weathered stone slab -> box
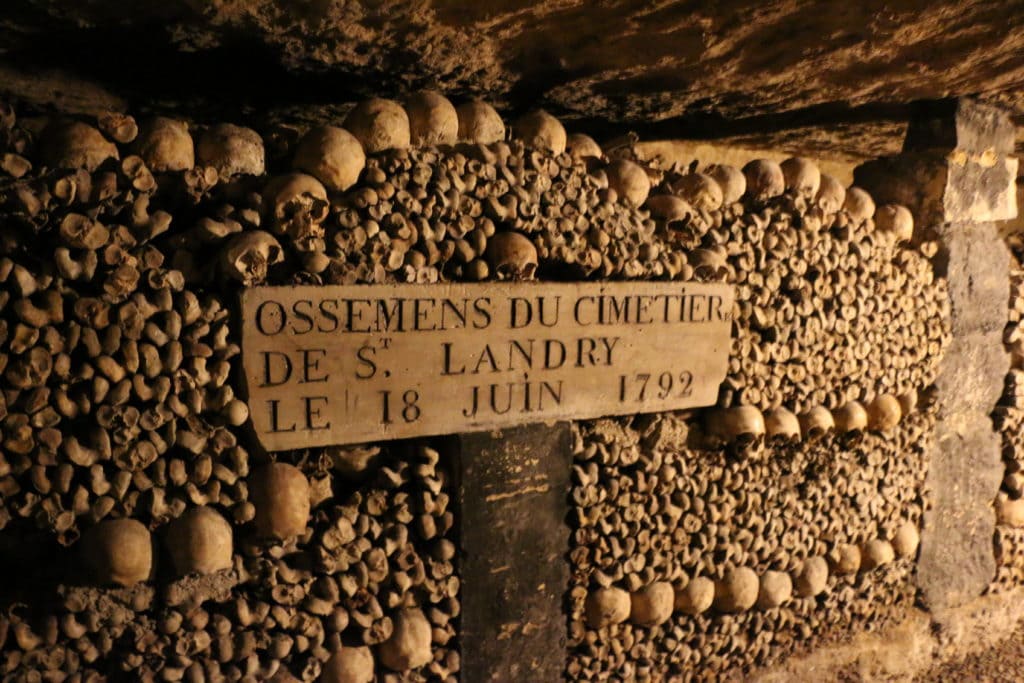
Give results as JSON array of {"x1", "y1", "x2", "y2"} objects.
[
  {"x1": 239, "y1": 282, "x2": 734, "y2": 450},
  {"x1": 854, "y1": 152, "x2": 1017, "y2": 228},
  {"x1": 904, "y1": 99, "x2": 1017, "y2": 156},
  {"x1": 938, "y1": 222, "x2": 1011, "y2": 337},
  {"x1": 936, "y1": 332, "x2": 1011, "y2": 415},
  {"x1": 457, "y1": 423, "x2": 571, "y2": 682},
  {"x1": 918, "y1": 412, "x2": 1003, "y2": 610}
]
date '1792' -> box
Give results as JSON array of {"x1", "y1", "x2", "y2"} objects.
[{"x1": 240, "y1": 281, "x2": 734, "y2": 451}]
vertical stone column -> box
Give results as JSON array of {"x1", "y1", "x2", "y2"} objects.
[
  {"x1": 456, "y1": 423, "x2": 571, "y2": 681},
  {"x1": 855, "y1": 99, "x2": 1017, "y2": 610}
]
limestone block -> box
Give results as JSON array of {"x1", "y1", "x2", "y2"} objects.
[
  {"x1": 938, "y1": 221, "x2": 1010, "y2": 337},
  {"x1": 918, "y1": 413, "x2": 1003, "y2": 610},
  {"x1": 854, "y1": 152, "x2": 1017, "y2": 228},
  {"x1": 935, "y1": 332, "x2": 1009, "y2": 416},
  {"x1": 903, "y1": 99, "x2": 1017, "y2": 156}
]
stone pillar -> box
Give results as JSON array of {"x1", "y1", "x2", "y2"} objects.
[
  {"x1": 855, "y1": 98, "x2": 1017, "y2": 611},
  {"x1": 456, "y1": 423, "x2": 571, "y2": 681}
]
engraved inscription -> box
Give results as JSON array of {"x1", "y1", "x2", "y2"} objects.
[{"x1": 240, "y1": 282, "x2": 734, "y2": 450}]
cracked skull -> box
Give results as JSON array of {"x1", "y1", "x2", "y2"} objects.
[{"x1": 221, "y1": 230, "x2": 284, "y2": 286}]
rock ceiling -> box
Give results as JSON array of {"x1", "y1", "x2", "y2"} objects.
[{"x1": 2, "y1": 0, "x2": 1024, "y2": 164}]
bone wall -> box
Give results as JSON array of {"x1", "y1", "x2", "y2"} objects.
[
  {"x1": 0, "y1": 89, "x2": 973, "y2": 683},
  {"x1": 991, "y1": 236, "x2": 1024, "y2": 593},
  {"x1": 566, "y1": 150, "x2": 946, "y2": 680}
]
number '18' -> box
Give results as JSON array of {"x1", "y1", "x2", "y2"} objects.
[{"x1": 379, "y1": 389, "x2": 422, "y2": 424}]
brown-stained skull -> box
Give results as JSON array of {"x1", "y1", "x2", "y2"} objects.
[
  {"x1": 221, "y1": 230, "x2": 284, "y2": 286},
  {"x1": 263, "y1": 173, "x2": 329, "y2": 244},
  {"x1": 484, "y1": 231, "x2": 538, "y2": 280}
]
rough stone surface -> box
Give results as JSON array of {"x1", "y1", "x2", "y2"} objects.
[
  {"x1": 458, "y1": 424, "x2": 571, "y2": 682},
  {"x1": 941, "y1": 155, "x2": 1019, "y2": 223},
  {"x1": 916, "y1": 217, "x2": 1009, "y2": 610},
  {"x1": 2, "y1": 3, "x2": 1024, "y2": 162},
  {"x1": 919, "y1": 218, "x2": 1009, "y2": 610},
  {"x1": 919, "y1": 415, "x2": 1004, "y2": 611},
  {"x1": 938, "y1": 222, "x2": 1013, "y2": 337},
  {"x1": 905, "y1": 100, "x2": 1018, "y2": 155}
]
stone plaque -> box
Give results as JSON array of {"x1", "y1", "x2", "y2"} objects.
[{"x1": 240, "y1": 281, "x2": 734, "y2": 451}]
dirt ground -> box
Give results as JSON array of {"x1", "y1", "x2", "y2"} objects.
[{"x1": 915, "y1": 624, "x2": 1024, "y2": 683}]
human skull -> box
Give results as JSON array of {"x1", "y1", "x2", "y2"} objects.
[
  {"x1": 866, "y1": 393, "x2": 902, "y2": 431},
  {"x1": 674, "y1": 576, "x2": 714, "y2": 615},
  {"x1": 874, "y1": 204, "x2": 914, "y2": 242},
  {"x1": 81, "y1": 518, "x2": 153, "y2": 587},
  {"x1": 263, "y1": 173, "x2": 329, "y2": 243},
  {"x1": 321, "y1": 646, "x2": 374, "y2": 683},
  {"x1": 672, "y1": 172, "x2": 723, "y2": 211},
  {"x1": 860, "y1": 539, "x2": 895, "y2": 570},
  {"x1": 843, "y1": 186, "x2": 876, "y2": 225},
  {"x1": 405, "y1": 90, "x2": 458, "y2": 146},
  {"x1": 764, "y1": 407, "x2": 801, "y2": 442},
  {"x1": 719, "y1": 406, "x2": 765, "y2": 445},
  {"x1": 39, "y1": 120, "x2": 119, "y2": 171},
  {"x1": 135, "y1": 117, "x2": 194, "y2": 172},
  {"x1": 378, "y1": 608, "x2": 432, "y2": 671},
  {"x1": 756, "y1": 570, "x2": 793, "y2": 609},
  {"x1": 251, "y1": 462, "x2": 311, "y2": 541},
  {"x1": 832, "y1": 400, "x2": 868, "y2": 434},
  {"x1": 794, "y1": 556, "x2": 828, "y2": 597},
  {"x1": 628, "y1": 582, "x2": 674, "y2": 626},
  {"x1": 897, "y1": 390, "x2": 919, "y2": 416},
  {"x1": 742, "y1": 159, "x2": 785, "y2": 201},
  {"x1": 164, "y1": 506, "x2": 233, "y2": 577},
  {"x1": 713, "y1": 567, "x2": 759, "y2": 613},
  {"x1": 690, "y1": 246, "x2": 729, "y2": 281},
  {"x1": 513, "y1": 110, "x2": 566, "y2": 154},
  {"x1": 828, "y1": 543, "x2": 861, "y2": 575},
  {"x1": 566, "y1": 133, "x2": 603, "y2": 160},
  {"x1": 484, "y1": 231, "x2": 538, "y2": 280},
  {"x1": 798, "y1": 405, "x2": 834, "y2": 439},
  {"x1": 645, "y1": 194, "x2": 694, "y2": 224},
  {"x1": 343, "y1": 98, "x2": 411, "y2": 153},
  {"x1": 456, "y1": 99, "x2": 505, "y2": 144},
  {"x1": 585, "y1": 586, "x2": 631, "y2": 628},
  {"x1": 891, "y1": 522, "x2": 920, "y2": 558},
  {"x1": 197, "y1": 123, "x2": 265, "y2": 177},
  {"x1": 605, "y1": 159, "x2": 651, "y2": 207},
  {"x1": 815, "y1": 174, "x2": 846, "y2": 214},
  {"x1": 221, "y1": 231, "x2": 283, "y2": 286},
  {"x1": 780, "y1": 156, "x2": 822, "y2": 198},
  {"x1": 705, "y1": 164, "x2": 746, "y2": 206},
  {"x1": 293, "y1": 126, "x2": 366, "y2": 192}
]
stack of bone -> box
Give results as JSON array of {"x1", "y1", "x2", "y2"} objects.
[
  {"x1": 0, "y1": 88, "x2": 949, "y2": 682},
  {"x1": 625, "y1": 152, "x2": 949, "y2": 414},
  {"x1": 567, "y1": 408, "x2": 930, "y2": 681},
  {"x1": 991, "y1": 237, "x2": 1024, "y2": 591},
  {"x1": 0, "y1": 91, "x2": 721, "y2": 682},
  {"x1": 0, "y1": 113, "x2": 250, "y2": 542},
  {"x1": 565, "y1": 153, "x2": 946, "y2": 679},
  {"x1": 0, "y1": 97, "x2": 480, "y2": 681}
]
